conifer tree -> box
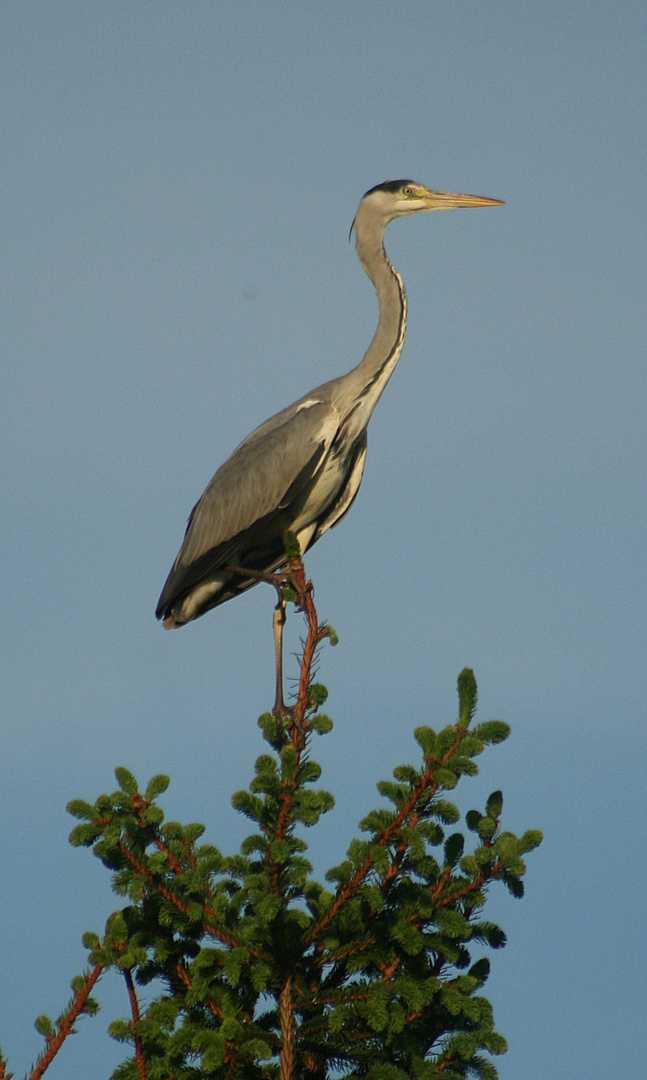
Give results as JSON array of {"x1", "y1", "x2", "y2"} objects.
[{"x1": 3, "y1": 561, "x2": 541, "y2": 1080}]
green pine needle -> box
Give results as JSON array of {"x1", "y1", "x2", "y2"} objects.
[{"x1": 58, "y1": 666, "x2": 541, "y2": 1080}]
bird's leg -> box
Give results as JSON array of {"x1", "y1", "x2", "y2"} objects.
[
  {"x1": 268, "y1": 564, "x2": 310, "y2": 742},
  {"x1": 272, "y1": 596, "x2": 290, "y2": 734},
  {"x1": 224, "y1": 564, "x2": 293, "y2": 731},
  {"x1": 224, "y1": 564, "x2": 288, "y2": 591},
  {"x1": 224, "y1": 560, "x2": 308, "y2": 742}
]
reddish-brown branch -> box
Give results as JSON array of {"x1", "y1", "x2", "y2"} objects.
[
  {"x1": 288, "y1": 560, "x2": 321, "y2": 730},
  {"x1": 130, "y1": 793, "x2": 197, "y2": 876},
  {"x1": 266, "y1": 558, "x2": 327, "y2": 900},
  {"x1": 379, "y1": 809, "x2": 420, "y2": 895},
  {"x1": 276, "y1": 774, "x2": 299, "y2": 844},
  {"x1": 123, "y1": 969, "x2": 147, "y2": 1080},
  {"x1": 306, "y1": 719, "x2": 504, "y2": 958},
  {"x1": 326, "y1": 850, "x2": 506, "y2": 993},
  {"x1": 430, "y1": 852, "x2": 504, "y2": 909},
  {"x1": 316, "y1": 846, "x2": 504, "y2": 982},
  {"x1": 436, "y1": 1049, "x2": 467, "y2": 1074},
  {"x1": 429, "y1": 865, "x2": 452, "y2": 903},
  {"x1": 378, "y1": 954, "x2": 402, "y2": 982},
  {"x1": 305, "y1": 728, "x2": 465, "y2": 946},
  {"x1": 116, "y1": 839, "x2": 268, "y2": 961},
  {"x1": 93, "y1": 803, "x2": 194, "y2": 881},
  {"x1": 174, "y1": 962, "x2": 225, "y2": 1021},
  {"x1": 175, "y1": 963, "x2": 254, "y2": 1072},
  {"x1": 28, "y1": 964, "x2": 102, "y2": 1080},
  {"x1": 298, "y1": 985, "x2": 371, "y2": 1008}
]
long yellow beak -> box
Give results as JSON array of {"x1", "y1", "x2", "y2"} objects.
[{"x1": 421, "y1": 189, "x2": 504, "y2": 210}]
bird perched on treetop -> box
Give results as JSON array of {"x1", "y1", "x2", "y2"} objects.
[{"x1": 156, "y1": 179, "x2": 502, "y2": 629}]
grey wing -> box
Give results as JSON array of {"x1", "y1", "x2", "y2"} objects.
[{"x1": 156, "y1": 400, "x2": 340, "y2": 618}]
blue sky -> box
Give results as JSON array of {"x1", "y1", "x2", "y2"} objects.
[{"x1": 2, "y1": 3, "x2": 646, "y2": 1076}]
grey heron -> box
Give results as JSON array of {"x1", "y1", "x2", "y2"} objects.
[{"x1": 156, "y1": 180, "x2": 502, "y2": 630}]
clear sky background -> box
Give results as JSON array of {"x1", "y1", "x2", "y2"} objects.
[{"x1": 2, "y1": 3, "x2": 646, "y2": 1077}]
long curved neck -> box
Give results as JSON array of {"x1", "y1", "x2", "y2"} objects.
[{"x1": 347, "y1": 213, "x2": 408, "y2": 413}]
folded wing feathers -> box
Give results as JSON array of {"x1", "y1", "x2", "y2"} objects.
[{"x1": 170, "y1": 401, "x2": 340, "y2": 570}]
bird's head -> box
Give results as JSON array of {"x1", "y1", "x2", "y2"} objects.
[{"x1": 351, "y1": 179, "x2": 503, "y2": 236}]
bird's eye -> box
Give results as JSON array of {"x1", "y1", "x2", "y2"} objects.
[{"x1": 402, "y1": 186, "x2": 414, "y2": 197}]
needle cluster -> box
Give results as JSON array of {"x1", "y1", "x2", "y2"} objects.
[{"x1": 4, "y1": 582, "x2": 541, "y2": 1080}]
